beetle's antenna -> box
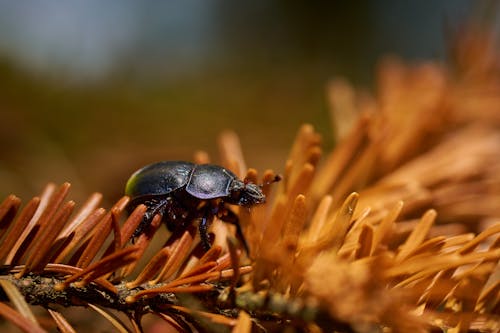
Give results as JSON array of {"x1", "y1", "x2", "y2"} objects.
[
  {"x1": 242, "y1": 174, "x2": 280, "y2": 192},
  {"x1": 259, "y1": 175, "x2": 282, "y2": 188}
]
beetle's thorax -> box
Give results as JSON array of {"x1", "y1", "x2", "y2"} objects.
[{"x1": 227, "y1": 179, "x2": 265, "y2": 206}]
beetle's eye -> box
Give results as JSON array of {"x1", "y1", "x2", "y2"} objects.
[{"x1": 231, "y1": 189, "x2": 242, "y2": 201}]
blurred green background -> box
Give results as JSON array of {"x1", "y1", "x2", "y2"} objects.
[{"x1": 0, "y1": 1, "x2": 478, "y2": 204}]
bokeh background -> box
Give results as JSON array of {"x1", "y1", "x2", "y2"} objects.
[{"x1": 0, "y1": 1, "x2": 482, "y2": 205}]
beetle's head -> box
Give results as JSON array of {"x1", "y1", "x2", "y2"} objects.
[{"x1": 228, "y1": 180, "x2": 265, "y2": 207}]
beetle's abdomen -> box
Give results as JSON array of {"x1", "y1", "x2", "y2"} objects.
[
  {"x1": 125, "y1": 161, "x2": 194, "y2": 198},
  {"x1": 186, "y1": 164, "x2": 235, "y2": 199}
]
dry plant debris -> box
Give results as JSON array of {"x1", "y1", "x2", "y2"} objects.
[{"x1": 0, "y1": 25, "x2": 499, "y2": 332}]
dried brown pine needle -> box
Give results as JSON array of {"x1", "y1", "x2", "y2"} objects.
[
  {"x1": 0, "y1": 302, "x2": 46, "y2": 333},
  {"x1": 126, "y1": 246, "x2": 170, "y2": 289},
  {"x1": 120, "y1": 213, "x2": 163, "y2": 277},
  {"x1": 47, "y1": 308, "x2": 77, "y2": 333},
  {"x1": 218, "y1": 130, "x2": 248, "y2": 178},
  {"x1": 0, "y1": 196, "x2": 40, "y2": 263},
  {"x1": 75, "y1": 196, "x2": 129, "y2": 268},
  {"x1": 66, "y1": 246, "x2": 140, "y2": 289},
  {"x1": 86, "y1": 303, "x2": 132, "y2": 333},
  {"x1": 0, "y1": 279, "x2": 38, "y2": 326},
  {"x1": 0, "y1": 194, "x2": 21, "y2": 229},
  {"x1": 152, "y1": 228, "x2": 196, "y2": 284}
]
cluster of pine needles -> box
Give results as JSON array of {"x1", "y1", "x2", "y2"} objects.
[{"x1": 1, "y1": 25, "x2": 499, "y2": 332}]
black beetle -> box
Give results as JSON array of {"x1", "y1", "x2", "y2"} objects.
[{"x1": 125, "y1": 161, "x2": 270, "y2": 253}]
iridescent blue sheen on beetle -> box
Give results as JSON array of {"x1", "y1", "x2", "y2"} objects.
[{"x1": 125, "y1": 161, "x2": 267, "y2": 253}]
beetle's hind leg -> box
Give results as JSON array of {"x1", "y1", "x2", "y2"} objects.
[{"x1": 198, "y1": 213, "x2": 214, "y2": 251}]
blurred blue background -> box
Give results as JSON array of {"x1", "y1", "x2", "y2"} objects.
[
  {"x1": 0, "y1": 1, "x2": 483, "y2": 202},
  {"x1": 0, "y1": 1, "x2": 474, "y2": 79}
]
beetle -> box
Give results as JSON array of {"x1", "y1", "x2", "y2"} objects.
[{"x1": 125, "y1": 161, "x2": 273, "y2": 253}]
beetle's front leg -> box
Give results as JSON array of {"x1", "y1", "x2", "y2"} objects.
[{"x1": 218, "y1": 208, "x2": 250, "y2": 255}]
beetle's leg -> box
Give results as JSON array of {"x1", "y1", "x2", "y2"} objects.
[
  {"x1": 199, "y1": 212, "x2": 214, "y2": 251},
  {"x1": 133, "y1": 199, "x2": 167, "y2": 237},
  {"x1": 218, "y1": 208, "x2": 250, "y2": 255}
]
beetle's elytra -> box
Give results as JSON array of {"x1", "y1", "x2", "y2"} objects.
[{"x1": 125, "y1": 161, "x2": 271, "y2": 253}]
